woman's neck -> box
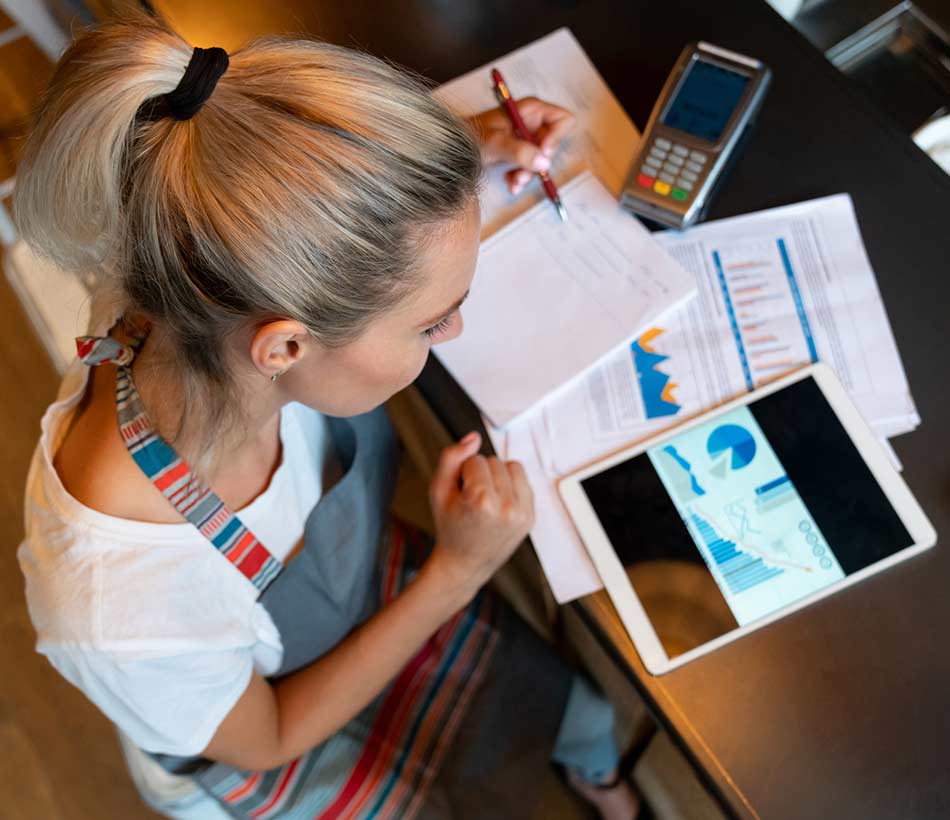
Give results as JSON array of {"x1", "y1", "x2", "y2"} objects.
[{"x1": 130, "y1": 326, "x2": 284, "y2": 481}]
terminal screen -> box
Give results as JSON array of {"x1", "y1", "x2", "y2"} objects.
[
  {"x1": 580, "y1": 377, "x2": 912, "y2": 659},
  {"x1": 662, "y1": 59, "x2": 749, "y2": 143}
]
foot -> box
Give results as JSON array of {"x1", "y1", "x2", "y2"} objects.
[{"x1": 566, "y1": 767, "x2": 641, "y2": 820}]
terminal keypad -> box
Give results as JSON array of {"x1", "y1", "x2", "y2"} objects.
[{"x1": 636, "y1": 137, "x2": 707, "y2": 203}]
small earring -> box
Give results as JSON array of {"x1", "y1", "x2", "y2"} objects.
[{"x1": 271, "y1": 368, "x2": 287, "y2": 383}]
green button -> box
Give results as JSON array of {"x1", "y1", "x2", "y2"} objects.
[{"x1": 671, "y1": 188, "x2": 689, "y2": 201}]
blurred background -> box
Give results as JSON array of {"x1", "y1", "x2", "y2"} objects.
[{"x1": 1, "y1": 1, "x2": 948, "y2": 818}]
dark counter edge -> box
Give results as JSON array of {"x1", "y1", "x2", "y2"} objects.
[
  {"x1": 414, "y1": 356, "x2": 744, "y2": 819},
  {"x1": 409, "y1": 10, "x2": 950, "y2": 813}
]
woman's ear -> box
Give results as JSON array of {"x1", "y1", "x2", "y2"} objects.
[{"x1": 249, "y1": 320, "x2": 312, "y2": 380}]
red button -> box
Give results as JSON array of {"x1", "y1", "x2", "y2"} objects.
[{"x1": 637, "y1": 173, "x2": 655, "y2": 189}]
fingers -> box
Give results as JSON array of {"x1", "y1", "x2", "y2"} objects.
[
  {"x1": 472, "y1": 98, "x2": 575, "y2": 170},
  {"x1": 431, "y1": 433, "x2": 530, "y2": 531},
  {"x1": 480, "y1": 98, "x2": 576, "y2": 194},
  {"x1": 487, "y1": 456, "x2": 513, "y2": 499},
  {"x1": 512, "y1": 97, "x2": 575, "y2": 156},
  {"x1": 505, "y1": 168, "x2": 532, "y2": 195},
  {"x1": 430, "y1": 432, "x2": 482, "y2": 508},
  {"x1": 461, "y1": 454, "x2": 494, "y2": 500},
  {"x1": 534, "y1": 122, "x2": 569, "y2": 158},
  {"x1": 458, "y1": 455, "x2": 518, "y2": 508},
  {"x1": 514, "y1": 96, "x2": 574, "y2": 123},
  {"x1": 507, "y1": 460, "x2": 531, "y2": 503},
  {"x1": 534, "y1": 121, "x2": 575, "y2": 159},
  {"x1": 507, "y1": 460, "x2": 535, "y2": 525},
  {"x1": 485, "y1": 131, "x2": 551, "y2": 174}
]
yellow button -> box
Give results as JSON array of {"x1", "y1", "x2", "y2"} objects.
[{"x1": 653, "y1": 180, "x2": 671, "y2": 196}]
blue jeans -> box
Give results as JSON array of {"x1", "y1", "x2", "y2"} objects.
[{"x1": 552, "y1": 675, "x2": 621, "y2": 784}]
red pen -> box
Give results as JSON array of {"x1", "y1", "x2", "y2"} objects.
[{"x1": 491, "y1": 68, "x2": 568, "y2": 222}]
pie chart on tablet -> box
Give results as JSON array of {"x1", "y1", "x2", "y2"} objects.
[{"x1": 707, "y1": 424, "x2": 756, "y2": 470}]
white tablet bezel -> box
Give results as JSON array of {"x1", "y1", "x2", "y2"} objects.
[{"x1": 558, "y1": 363, "x2": 937, "y2": 675}]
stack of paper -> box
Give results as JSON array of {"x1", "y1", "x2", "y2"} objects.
[
  {"x1": 434, "y1": 27, "x2": 641, "y2": 237},
  {"x1": 544, "y1": 194, "x2": 919, "y2": 460},
  {"x1": 435, "y1": 29, "x2": 921, "y2": 606},
  {"x1": 488, "y1": 194, "x2": 921, "y2": 602},
  {"x1": 434, "y1": 172, "x2": 695, "y2": 428},
  {"x1": 434, "y1": 28, "x2": 695, "y2": 428}
]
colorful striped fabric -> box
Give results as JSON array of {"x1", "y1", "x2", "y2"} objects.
[
  {"x1": 114, "y1": 365, "x2": 283, "y2": 595},
  {"x1": 76, "y1": 334, "x2": 137, "y2": 366},
  {"x1": 206, "y1": 519, "x2": 500, "y2": 820},
  {"x1": 96, "y1": 339, "x2": 497, "y2": 818}
]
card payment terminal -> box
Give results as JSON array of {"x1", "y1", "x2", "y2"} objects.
[{"x1": 621, "y1": 42, "x2": 771, "y2": 229}]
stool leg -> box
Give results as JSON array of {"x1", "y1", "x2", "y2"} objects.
[{"x1": 0, "y1": 0, "x2": 68, "y2": 59}]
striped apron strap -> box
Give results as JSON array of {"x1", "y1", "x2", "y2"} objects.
[{"x1": 115, "y1": 364, "x2": 283, "y2": 595}]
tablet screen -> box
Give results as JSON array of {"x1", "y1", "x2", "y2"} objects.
[{"x1": 580, "y1": 376, "x2": 912, "y2": 659}]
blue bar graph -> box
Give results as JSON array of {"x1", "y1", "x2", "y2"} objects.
[
  {"x1": 777, "y1": 239, "x2": 818, "y2": 363},
  {"x1": 755, "y1": 475, "x2": 790, "y2": 496},
  {"x1": 754, "y1": 475, "x2": 794, "y2": 513},
  {"x1": 689, "y1": 511, "x2": 784, "y2": 595}
]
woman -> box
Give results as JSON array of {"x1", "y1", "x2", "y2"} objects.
[{"x1": 17, "y1": 15, "x2": 640, "y2": 820}]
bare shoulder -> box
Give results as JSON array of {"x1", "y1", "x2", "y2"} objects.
[{"x1": 53, "y1": 367, "x2": 182, "y2": 525}]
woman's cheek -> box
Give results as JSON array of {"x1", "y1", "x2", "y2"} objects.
[{"x1": 389, "y1": 343, "x2": 429, "y2": 394}]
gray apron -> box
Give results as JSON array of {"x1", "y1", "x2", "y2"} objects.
[
  {"x1": 72, "y1": 324, "x2": 608, "y2": 819},
  {"x1": 132, "y1": 402, "x2": 585, "y2": 819}
]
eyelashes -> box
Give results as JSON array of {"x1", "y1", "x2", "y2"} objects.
[{"x1": 423, "y1": 312, "x2": 456, "y2": 339}]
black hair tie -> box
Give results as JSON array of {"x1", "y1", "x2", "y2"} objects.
[{"x1": 151, "y1": 46, "x2": 229, "y2": 122}]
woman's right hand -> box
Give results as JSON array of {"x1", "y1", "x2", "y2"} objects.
[
  {"x1": 425, "y1": 432, "x2": 535, "y2": 604},
  {"x1": 206, "y1": 431, "x2": 533, "y2": 771}
]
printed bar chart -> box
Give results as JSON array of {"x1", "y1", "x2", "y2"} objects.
[{"x1": 712, "y1": 238, "x2": 819, "y2": 388}]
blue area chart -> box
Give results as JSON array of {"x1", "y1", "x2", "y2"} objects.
[
  {"x1": 707, "y1": 424, "x2": 756, "y2": 469},
  {"x1": 632, "y1": 330, "x2": 680, "y2": 418},
  {"x1": 689, "y1": 511, "x2": 784, "y2": 594}
]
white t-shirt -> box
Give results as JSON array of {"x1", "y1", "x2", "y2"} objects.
[{"x1": 18, "y1": 359, "x2": 332, "y2": 756}]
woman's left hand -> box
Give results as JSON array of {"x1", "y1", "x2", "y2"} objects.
[{"x1": 469, "y1": 97, "x2": 575, "y2": 195}]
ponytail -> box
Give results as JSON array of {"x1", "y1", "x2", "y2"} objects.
[
  {"x1": 15, "y1": 16, "x2": 191, "y2": 273},
  {"x1": 14, "y1": 14, "x2": 481, "y2": 465}
]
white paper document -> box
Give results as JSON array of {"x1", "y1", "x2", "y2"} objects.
[
  {"x1": 435, "y1": 172, "x2": 696, "y2": 429},
  {"x1": 434, "y1": 28, "x2": 640, "y2": 238},
  {"x1": 501, "y1": 194, "x2": 920, "y2": 603},
  {"x1": 486, "y1": 411, "x2": 604, "y2": 602}
]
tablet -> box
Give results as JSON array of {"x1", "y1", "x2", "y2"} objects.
[{"x1": 558, "y1": 364, "x2": 936, "y2": 674}]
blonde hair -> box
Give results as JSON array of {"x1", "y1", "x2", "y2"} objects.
[{"x1": 15, "y1": 15, "x2": 481, "y2": 461}]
